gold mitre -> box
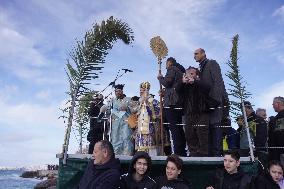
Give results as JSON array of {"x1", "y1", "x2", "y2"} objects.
[{"x1": 140, "y1": 81, "x2": 151, "y2": 90}]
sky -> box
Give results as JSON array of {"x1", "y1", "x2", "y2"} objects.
[{"x1": 1, "y1": 0, "x2": 284, "y2": 167}]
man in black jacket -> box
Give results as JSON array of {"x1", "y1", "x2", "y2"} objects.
[
  {"x1": 157, "y1": 57, "x2": 186, "y2": 156},
  {"x1": 269, "y1": 96, "x2": 284, "y2": 161},
  {"x1": 205, "y1": 150, "x2": 252, "y2": 189},
  {"x1": 87, "y1": 94, "x2": 105, "y2": 154},
  {"x1": 194, "y1": 48, "x2": 226, "y2": 156},
  {"x1": 120, "y1": 151, "x2": 156, "y2": 189},
  {"x1": 240, "y1": 101, "x2": 267, "y2": 156},
  {"x1": 75, "y1": 140, "x2": 121, "y2": 189}
]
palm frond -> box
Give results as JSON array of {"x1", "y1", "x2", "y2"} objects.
[{"x1": 61, "y1": 17, "x2": 134, "y2": 157}]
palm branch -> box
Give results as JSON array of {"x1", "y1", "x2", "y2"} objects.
[{"x1": 62, "y1": 16, "x2": 134, "y2": 163}]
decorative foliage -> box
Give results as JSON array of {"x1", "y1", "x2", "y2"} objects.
[
  {"x1": 62, "y1": 16, "x2": 134, "y2": 156},
  {"x1": 67, "y1": 16, "x2": 134, "y2": 98},
  {"x1": 150, "y1": 36, "x2": 168, "y2": 63},
  {"x1": 73, "y1": 92, "x2": 97, "y2": 138},
  {"x1": 226, "y1": 34, "x2": 255, "y2": 161},
  {"x1": 225, "y1": 34, "x2": 251, "y2": 119}
]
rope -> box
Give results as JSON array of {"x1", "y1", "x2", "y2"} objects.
[
  {"x1": 88, "y1": 117, "x2": 284, "y2": 150},
  {"x1": 256, "y1": 146, "x2": 284, "y2": 149},
  {"x1": 90, "y1": 116, "x2": 233, "y2": 127},
  {"x1": 163, "y1": 106, "x2": 226, "y2": 110}
]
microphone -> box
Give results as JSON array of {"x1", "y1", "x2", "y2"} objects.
[
  {"x1": 108, "y1": 81, "x2": 115, "y2": 87},
  {"x1": 122, "y1": 69, "x2": 133, "y2": 73}
]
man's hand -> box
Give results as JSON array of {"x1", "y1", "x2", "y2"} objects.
[
  {"x1": 120, "y1": 103, "x2": 128, "y2": 111},
  {"x1": 158, "y1": 89, "x2": 164, "y2": 97},
  {"x1": 206, "y1": 186, "x2": 214, "y2": 189},
  {"x1": 157, "y1": 73, "x2": 163, "y2": 79},
  {"x1": 188, "y1": 77, "x2": 194, "y2": 84},
  {"x1": 182, "y1": 73, "x2": 189, "y2": 83}
]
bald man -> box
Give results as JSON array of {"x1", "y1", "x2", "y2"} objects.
[{"x1": 194, "y1": 48, "x2": 226, "y2": 156}]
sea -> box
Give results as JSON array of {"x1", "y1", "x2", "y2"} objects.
[{"x1": 0, "y1": 169, "x2": 41, "y2": 189}]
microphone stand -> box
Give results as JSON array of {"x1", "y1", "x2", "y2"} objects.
[
  {"x1": 78, "y1": 69, "x2": 131, "y2": 107},
  {"x1": 89, "y1": 69, "x2": 132, "y2": 143}
]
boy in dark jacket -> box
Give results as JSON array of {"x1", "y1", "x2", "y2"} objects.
[
  {"x1": 120, "y1": 151, "x2": 156, "y2": 189},
  {"x1": 205, "y1": 150, "x2": 252, "y2": 189},
  {"x1": 155, "y1": 154, "x2": 192, "y2": 189}
]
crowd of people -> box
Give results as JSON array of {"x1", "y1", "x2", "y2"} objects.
[
  {"x1": 83, "y1": 48, "x2": 284, "y2": 188},
  {"x1": 75, "y1": 140, "x2": 284, "y2": 189},
  {"x1": 87, "y1": 48, "x2": 284, "y2": 161},
  {"x1": 47, "y1": 164, "x2": 59, "y2": 170}
]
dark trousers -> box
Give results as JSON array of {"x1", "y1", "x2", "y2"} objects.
[
  {"x1": 88, "y1": 143, "x2": 95, "y2": 154},
  {"x1": 185, "y1": 114, "x2": 209, "y2": 156},
  {"x1": 87, "y1": 126, "x2": 104, "y2": 154},
  {"x1": 164, "y1": 108, "x2": 186, "y2": 156},
  {"x1": 269, "y1": 130, "x2": 284, "y2": 161},
  {"x1": 209, "y1": 123, "x2": 223, "y2": 156}
]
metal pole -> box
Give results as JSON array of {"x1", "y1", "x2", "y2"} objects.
[
  {"x1": 241, "y1": 101, "x2": 255, "y2": 161},
  {"x1": 108, "y1": 100, "x2": 113, "y2": 143},
  {"x1": 158, "y1": 59, "x2": 164, "y2": 155},
  {"x1": 169, "y1": 130, "x2": 174, "y2": 154},
  {"x1": 79, "y1": 122, "x2": 83, "y2": 154},
  {"x1": 62, "y1": 88, "x2": 78, "y2": 164},
  {"x1": 103, "y1": 118, "x2": 106, "y2": 140}
]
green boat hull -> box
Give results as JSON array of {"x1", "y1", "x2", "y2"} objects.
[{"x1": 56, "y1": 154, "x2": 259, "y2": 189}]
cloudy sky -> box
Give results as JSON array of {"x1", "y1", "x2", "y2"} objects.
[{"x1": 1, "y1": 0, "x2": 284, "y2": 167}]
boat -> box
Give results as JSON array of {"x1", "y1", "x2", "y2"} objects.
[
  {"x1": 56, "y1": 17, "x2": 264, "y2": 189},
  {"x1": 56, "y1": 154, "x2": 260, "y2": 189}
]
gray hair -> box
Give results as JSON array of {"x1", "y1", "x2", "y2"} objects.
[
  {"x1": 274, "y1": 96, "x2": 284, "y2": 105},
  {"x1": 98, "y1": 140, "x2": 114, "y2": 159},
  {"x1": 256, "y1": 108, "x2": 266, "y2": 114}
]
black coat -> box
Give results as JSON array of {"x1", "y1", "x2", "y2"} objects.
[
  {"x1": 205, "y1": 168, "x2": 252, "y2": 189},
  {"x1": 274, "y1": 109, "x2": 284, "y2": 130},
  {"x1": 75, "y1": 158, "x2": 121, "y2": 189},
  {"x1": 199, "y1": 58, "x2": 226, "y2": 124},
  {"x1": 155, "y1": 176, "x2": 192, "y2": 189},
  {"x1": 158, "y1": 65, "x2": 184, "y2": 107},
  {"x1": 87, "y1": 101, "x2": 104, "y2": 143},
  {"x1": 254, "y1": 172, "x2": 280, "y2": 189},
  {"x1": 120, "y1": 174, "x2": 156, "y2": 189},
  {"x1": 176, "y1": 79, "x2": 220, "y2": 117},
  {"x1": 120, "y1": 151, "x2": 156, "y2": 189},
  {"x1": 247, "y1": 112, "x2": 268, "y2": 150},
  {"x1": 268, "y1": 109, "x2": 284, "y2": 160}
]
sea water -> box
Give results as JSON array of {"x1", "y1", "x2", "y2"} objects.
[{"x1": 0, "y1": 169, "x2": 41, "y2": 189}]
